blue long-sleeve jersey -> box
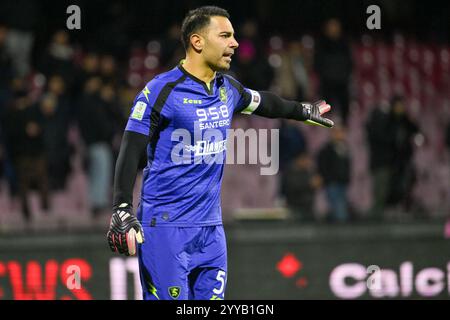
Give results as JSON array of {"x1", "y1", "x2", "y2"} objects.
[{"x1": 125, "y1": 64, "x2": 261, "y2": 227}]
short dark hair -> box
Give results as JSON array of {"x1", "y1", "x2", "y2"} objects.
[{"x1": 181, "y1": 6, "x2": 230, "y2": 51}]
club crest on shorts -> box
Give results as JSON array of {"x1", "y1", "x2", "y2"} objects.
[{"x1": 168, "y1": 286, "x2": 181, "y2": 299}]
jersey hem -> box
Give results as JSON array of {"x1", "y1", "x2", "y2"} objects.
[{"x1": 140, "y1": 220, "x2": 223, "y2": 227}]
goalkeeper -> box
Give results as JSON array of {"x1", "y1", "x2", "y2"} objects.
[{"x1": 107, "y1": 5, "x2": 333, "y2": 300}]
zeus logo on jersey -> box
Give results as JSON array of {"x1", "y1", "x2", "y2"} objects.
[{"x1": 183, "y1": 98, "x2": 202, "y2": 104}]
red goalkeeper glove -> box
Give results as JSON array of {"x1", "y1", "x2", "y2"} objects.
[
  {"x1": 107, "y1": 203, "x2": 144, "y2": 256},
  {"x1": 302, "y1": 100, "x2": 334, "y2": 128}
]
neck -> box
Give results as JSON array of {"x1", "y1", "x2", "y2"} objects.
[{"x1": 182, "y1": 55, "x2": 216, "y2": 84}]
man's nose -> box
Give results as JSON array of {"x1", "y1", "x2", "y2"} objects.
[{"x1": 230, "y1": 39, "x2": 239, "y2": 49}]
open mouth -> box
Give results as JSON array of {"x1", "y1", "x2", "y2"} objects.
[{"x1": 223, "y1": 52, "x2": 233, "y2": 61}]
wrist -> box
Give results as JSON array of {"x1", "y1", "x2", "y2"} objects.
[
  {"x1": 113, "y1": 203, "x2": 132, "y2": 212},
  {"x1": 291, "y1": 102, "x2": 310, "y2": 121}
]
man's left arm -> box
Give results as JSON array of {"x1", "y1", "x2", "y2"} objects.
[
  {"x1": 246, "y1": 90, "x2": 334, "y2": 128},
  {"x1": 225, "y1": 75, "x2": 333, "y2": 127}
]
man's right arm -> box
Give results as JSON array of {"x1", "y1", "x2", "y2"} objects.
[
  {"x1": 112, "y1": 130, "x2": 148, "y2": 207},
  {"x1": 107, "y1": 130, "x2": 148, "y2": 256},
  {"x1": 107, "y1": 76, "x2": 177, "y2": 255},
  {"x1": 107, "y1": 81, "x2": 161, "y2": 256},
  {"x1": 112, "y1": 80, "x2": 164, "y2": 206}
]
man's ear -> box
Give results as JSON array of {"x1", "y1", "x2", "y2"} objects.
[{"x1": 190, "y1": 33, "x2": 204, "y2": 52}]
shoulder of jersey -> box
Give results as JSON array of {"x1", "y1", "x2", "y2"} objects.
[
  {"x1": 151, "y1": 66, "x2": 185, "y2": 85},
  {"x1": 221, "y1": 73, "x2": 240, "y2": 87},
  {"x1": 138, "y1": 67, "x2": 185, "y2": 101}
]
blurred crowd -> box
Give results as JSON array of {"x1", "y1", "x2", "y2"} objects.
[
  {"x1": 0, "y1": 15, "x2": 449, "y2": 228},
  {"x1": 0, "y1": 24, "x2": 131, "y2": 222}
]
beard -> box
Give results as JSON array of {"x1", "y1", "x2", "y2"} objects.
[{"x1": 207, "y1": 56, "x2": 232, "y2": 72}]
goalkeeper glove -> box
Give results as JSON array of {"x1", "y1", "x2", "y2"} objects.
[
  {"x1": 301, "y1": 100, "x2": 334, "y2": 128},
  {"x1": 107, "y1": 203, "x2": 144, "y2": 256}
]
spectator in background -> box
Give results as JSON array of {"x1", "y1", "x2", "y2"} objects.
[
  {"x1": 0, "y1": 78, "x2": 24, "y2": 199},
  {"x1": 77, "y1": 77, "x2": 115, "y2": 217},
  {"x1": 0, "y1": 24, "x2": 14, "y2": 110},
  {"x1": 446, "y1": 123, "x2": 450, "y2": 238},
  {"x1": 39, "y1": 30, "x2": 75, "y2": 92},
  {"x1": 0, "y1": 129, "x2": 4, "y2": 188},
  {"x1": 366, "y1": 100, "x2": 396, "y2": 221},
  {"x1": 317, "y1": 124, "x2": 351, "y2": 223},
  {"x1": 239, "y1": 20, "x2": 264, "y2": 53},
  {"x1": 0, "y1": 0, "x2": 40, "y2": 77},
  {"x1": 100, "y1": 83, "x2": 126, "y2": 128},
  {"x1": 0, "y1": 25, "x2": 16, "y2": 196},
  {"x1": 279, "y1": 119, "x2": 307, "y2": 172},
  {"x1": 314, "y1": 18, "x2": 353, "y2": 124},
  {"x1": 40, "y1": 75, "x2": 72, "y2": 190},
  {"x1": 81, "y1": 53, "x2": 100, "y2": 79},
  {"x1": 0, "y1": 132, "x2": 7, "y2": 193},
  {"x1": 233, "y1": 20, "x2": 273, "y2": 90},
  {"x1": 0, "y1": 131, "x2": 18, "y2": 199},
  {"x1": 447, "y1": 122, "x2": 450, "y2": 152},
  {"x1": 0, "y1": 135, "x2": 3, "y2": 177},
  {"x1": 275, "y1": 40, "x2": 310, "y2": 102},
  {"x1": 99, "y1": 54, "x2": 119, "y2": 86},
  {"x1": 3, "y1": 83, "x2": 49, "y2": 221},
  {"x1": 278, "y1": 119, "x2": 307, "y2": 203},
  {"x1": 387, "y1": 96, "x2": 419, "y2": 212},
  {"x1": 281, "y1": 152, "x2": 322, "y2": 222},
  {"x1": 99, "y1": 82, "x2": 127, "y2": 158},
  {"x1": 160, "y1": 23, "x2": 184, "y2": 68},
  {"x1": 72, "y1": 52, "x2": 100, "y2": 99}
]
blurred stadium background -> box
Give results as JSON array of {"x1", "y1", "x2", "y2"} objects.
[{"x1": 0, "y1": 0, "x2": 449, "y2": 299}]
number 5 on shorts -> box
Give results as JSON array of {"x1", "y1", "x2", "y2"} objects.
[{"x1": 213, "y1": 270, "x2": 226, "y2": 295}]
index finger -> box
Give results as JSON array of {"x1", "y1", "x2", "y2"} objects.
[{"x1": 319, "y1": 103, "x2": 331, "y2": 115}]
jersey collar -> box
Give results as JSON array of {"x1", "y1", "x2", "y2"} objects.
[{"x1": 177, "y1": 63, "x2": 216, "y2": 96}]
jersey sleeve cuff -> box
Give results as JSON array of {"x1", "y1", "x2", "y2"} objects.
[
  {"x1": 125, "y1": 120, "x2": 150, "y2": 136},
  {"x1": 240, "y1": 89, "x2": 261, "y2": 115}
]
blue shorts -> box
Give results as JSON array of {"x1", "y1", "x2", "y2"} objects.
[{"x1": 137, "y1": 225, "x2": 227, "y2": 300}]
